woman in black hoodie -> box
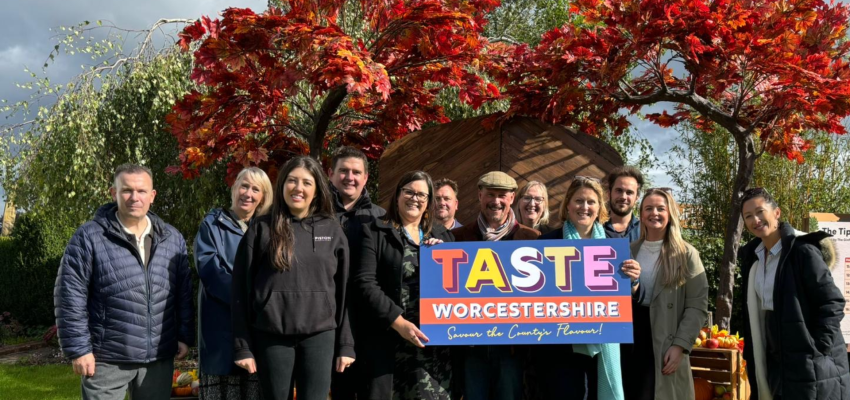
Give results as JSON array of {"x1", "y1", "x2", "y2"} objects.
[
  {"x1": 231, "y1": 156, "x2": 354, "y2": 400},
  {"x1": 353, "y1": 170, "x2": 455, "y2": 399}
]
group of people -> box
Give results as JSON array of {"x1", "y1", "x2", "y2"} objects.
[{"x1": 53, "y1": 146, "x2": 850, "y2": 400}]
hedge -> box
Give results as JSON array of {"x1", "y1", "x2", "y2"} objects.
[{"x1": 0, "y1": 214, "x2": 75, "y2": 327}]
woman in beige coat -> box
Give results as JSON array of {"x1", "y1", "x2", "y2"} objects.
[{"x1": 621, "y1": 188, "x2": 709, "y2": 400}]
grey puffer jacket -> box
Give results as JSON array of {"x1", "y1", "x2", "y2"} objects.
[{"x1": 54, "y1": 203, "x2": 194, "y2": 363}]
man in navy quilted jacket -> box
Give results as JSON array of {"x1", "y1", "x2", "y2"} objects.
[{"x1": 54, "y1": 164, "x2": 194, "y2": 400}]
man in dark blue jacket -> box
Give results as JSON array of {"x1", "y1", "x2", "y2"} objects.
[{"x1": 54, "y1": 164, "x2": 194, "y2": 400}]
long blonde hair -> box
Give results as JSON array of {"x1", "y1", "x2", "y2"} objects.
[
  {"x1": 639, "y1": 189, "x2": 689, "y2": 287},
  {"x1": 515, "y1": 181, "x2": 551, "y2": 229}
]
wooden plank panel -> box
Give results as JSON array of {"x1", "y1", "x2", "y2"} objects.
[
  {"x1": 692, "y1": 369, "x2": 734, "y2": 384},
  {"x1": 500, "y1": 117, "x2": 623, "y2": 224},
  {"x1": 379, "y1": 115, "x2": 627, "y2": 226},
  {"x1": 379, "y1": 116, "x2": 499, "y2": 225},
  {"x1": 690, "y1": 357, "x2": 733, "y2": 371}
]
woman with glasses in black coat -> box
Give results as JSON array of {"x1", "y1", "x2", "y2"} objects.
[{"x1": 352, "y1": 170, "x2": 455, "y2": 400}]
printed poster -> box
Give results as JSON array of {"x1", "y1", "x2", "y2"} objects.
[
  {"x1": 813, "y1": 213, "x2": 850, "y2": 343},
  {"x1": 419, "y1": 238, "x2": 634, "y2": 345}
]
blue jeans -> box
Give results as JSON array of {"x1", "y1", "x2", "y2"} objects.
[{"x1": 462, "y1": 346, "x2": 523, "y2": 400}]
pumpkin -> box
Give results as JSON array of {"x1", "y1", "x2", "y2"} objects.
[
  {"x1": 173, "y1": 385, "x2": 193, "y2": 396},
  {"x1": 176, "y1": 372, "x2": 193, "y2": 387},
  {"x1": 693, "y1": 377, "x2": 714, "y2": 400}
]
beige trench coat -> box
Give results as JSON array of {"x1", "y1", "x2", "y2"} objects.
[{"x1": 631, "y1": 240, "x2": 709, "y2": 400}]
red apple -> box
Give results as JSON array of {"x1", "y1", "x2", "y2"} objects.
[{"x1": 705, "y1": 338, "x2": 720, "y2": 349}]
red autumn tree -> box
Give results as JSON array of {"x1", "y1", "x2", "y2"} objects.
[
  {"x1": 492, "y1": 0, "x2": 850, "y2": 328},
  {"x1": 167, "y1": 1, "x2": 500, "y2": 180}
]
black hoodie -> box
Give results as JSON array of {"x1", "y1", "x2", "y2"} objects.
[
  {"x1": 231, "y1": 213, "x2": 354, "y2": 360},
  {"x1": 330, "y1": 186, "x2": 386, "y2": 234}
]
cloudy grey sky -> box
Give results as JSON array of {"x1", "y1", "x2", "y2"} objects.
[
  {"x1": 0, "y1": 0, "x2": 268, "y2": 215},
  {"x1": 0, "y1": 0, "x2": 676, "y2": 216}
]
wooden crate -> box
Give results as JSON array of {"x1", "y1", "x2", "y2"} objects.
[{"x1": 690, "y1": 348, "x2": 750, "y2": 400}]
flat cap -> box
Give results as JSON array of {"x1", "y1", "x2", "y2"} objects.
[{"x1": 478, "y1": 171, "x2": 518, "y2": 190}]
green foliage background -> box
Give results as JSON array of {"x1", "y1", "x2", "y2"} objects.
[
  {"x1": 666, "y1": 123, "x2": 850, "y2": 331},
  {"x1": 0, "y1": 215, "x2": 75, "y2": 326}
]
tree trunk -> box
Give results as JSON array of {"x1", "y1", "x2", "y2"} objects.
[
  {"x1": 1, "y1": 201, "x2": 15, "y2": 236},
  {"x1": 308, "y1": 85, "x2": 349, "y2": 159},
  {"x1": 715, "y1": 133, "x2": 757, "y2": 329}
]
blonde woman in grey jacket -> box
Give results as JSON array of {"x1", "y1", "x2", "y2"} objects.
[{"x1": 621, "y1": 188, "x2": 709, "y2": 400}]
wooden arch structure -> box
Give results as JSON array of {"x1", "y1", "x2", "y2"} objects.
[{"x1": 378, "y1": 116, "x2": 625, "y2": 225}]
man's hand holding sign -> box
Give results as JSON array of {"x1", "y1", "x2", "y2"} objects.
[{"x1": 420, "y1": 238, "x2": 635, "y2": 345}]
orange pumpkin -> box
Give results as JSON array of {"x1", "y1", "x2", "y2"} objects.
[
  {"x1": 693, "y1": 377, "x2": 714, "y2": 400},
  {"x1": 172, "y1": 386, "x2": 193, "y2": 397}
]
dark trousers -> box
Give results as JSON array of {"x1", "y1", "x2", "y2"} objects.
[
  {"x1": 621, "y1": 302, "x2": 655, "y2": 400},
  {"x1": 463, "y1": 346, "x2": 523, "y2": 400},
  {"x1": 529, "y1": 345, "x2": 595, "y2": 400},
  {"x1": 330, "y1": 365, "x2": 358, "y2": 400},
  {"x1": 253, "y1": 330, "x2": 335, "y2": 400}
]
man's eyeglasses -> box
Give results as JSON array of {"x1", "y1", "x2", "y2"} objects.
[
  {"x1": 521, "y1": 195, "x2": 545, "y2": 204},
  {"x1": 401, "y1": 188, "x2": 429, "y2": 202}
]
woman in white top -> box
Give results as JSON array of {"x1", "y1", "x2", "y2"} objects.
[
  {"x1": 621, "y1": 188, "x2": 708, "y2": 400},
  {"x1": 738, "y1": 187, "x2": 849, "y2": 400}
]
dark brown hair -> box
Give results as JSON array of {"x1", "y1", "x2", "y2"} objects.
[
  {"x1": 386, "y1": 171, "x2": 436, "y2": 237},
  {"x1": 605, "y1": 166, "x2": 645, "y2": 193},
  {"x1": 330, "y1": 146, "x2": 369, "y2": 172},
  {"x1": 740, "y1": 187, "x2": 779, "y2": 214},
  {"x1": 270, "y1": 156, "x2": 335, "y2": 271}
]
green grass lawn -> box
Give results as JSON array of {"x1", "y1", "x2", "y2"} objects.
[{"x1": 0, "y1": 364, "x2": 79, "y2": 400}]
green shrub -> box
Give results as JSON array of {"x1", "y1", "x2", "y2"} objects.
[
  {"x1": 0, "y1": 214, "x2": 75, "y2": 327},
  {"x1": 685, "y1": 233, "x2": 745, "y2": 332}
]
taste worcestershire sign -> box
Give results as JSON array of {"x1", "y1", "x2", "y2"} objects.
[{"x1": 420, "y1": 238, "x2": 634, "y2": 345}]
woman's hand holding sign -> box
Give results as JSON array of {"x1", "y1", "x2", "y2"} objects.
[
  {"x1": 392, "y1": 315, "x2": 430, "y2": 348},
  {"x1": 621, "y1": 259, "x2": 641, "y2": 294}
]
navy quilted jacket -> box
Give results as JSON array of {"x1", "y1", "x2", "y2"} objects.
[{"x1": 54, "y1": 203, "x2": 195, "y2": 363}]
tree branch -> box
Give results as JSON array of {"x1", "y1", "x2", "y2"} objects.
[
  {"x1": 688, "y1": 73, "x2": 698, "y2": 95},
  {"x1": 488, "y1": 36, "x2": 520, "y2": 45},
  {"x1": 87, "y1": 19, "x2": 194, "y2": 76},
  {"x1": 613, "y1": 88, "x2": 747, "y2": 138},
  {"x1": 308, "y1": 85, "x2": 348, "y2": 157},
  {"x1": 0, "y1": 120, "x2": 36, "y2": 136}
]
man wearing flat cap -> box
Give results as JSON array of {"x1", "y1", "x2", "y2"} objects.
[{"x1": 451, "y1": 171, "x2": 540, "y2": 400}]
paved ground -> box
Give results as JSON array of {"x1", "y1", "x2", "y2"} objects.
[{"x1": 0, "y1": 346, "x2": 56, "y2": 365}]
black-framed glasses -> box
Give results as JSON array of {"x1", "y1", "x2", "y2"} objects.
[{"x1": 401, "y1": 188, "x2": 429, "y2": 202}]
